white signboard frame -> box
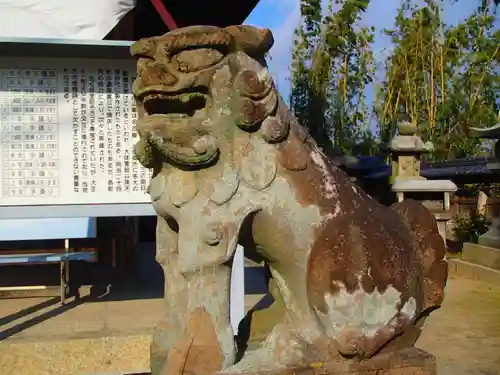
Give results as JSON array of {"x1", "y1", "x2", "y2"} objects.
[
  {"x1": 0, "y1": 217, "x2": 96, "y2": 240},
  {"x1": 0, "y1": 39, "x2": 156, "y2": 219},
  {"x1": 0, "y1": 56, "x2": 152, "y2": 205}
]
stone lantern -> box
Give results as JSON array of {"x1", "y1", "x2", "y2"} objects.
[
  {"x1": 470, "y1": 123, "x2": 500, "y2": 172},
  {"x1": 389, "y1": 121, "x2": 431, "y2": 182},
  {"x1": 390, "y1": 122, "x2": 457, "y2": 242}
]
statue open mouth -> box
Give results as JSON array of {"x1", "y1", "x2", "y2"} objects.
[{"x1": 141, "y1": 88, "x2": 209, "y2": 118}]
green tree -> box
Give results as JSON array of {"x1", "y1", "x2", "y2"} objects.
[
  {"x1": 375, "y1": 0, "x2": 500, "y2": 160},
  {"x1": 290, "y1": 0, "x2": 377, "y2": 156},
  {"x1": 452, "y1": 0, "x2": 500, "y2": 13}
]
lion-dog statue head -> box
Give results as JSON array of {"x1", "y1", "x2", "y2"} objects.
[{"x1": 132, "y1": 25, "x2": 284, "y2": 170}]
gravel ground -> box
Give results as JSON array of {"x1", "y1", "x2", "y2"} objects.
[{"x1": 416, "y1": 277, "x2": 500, "y2": 375}]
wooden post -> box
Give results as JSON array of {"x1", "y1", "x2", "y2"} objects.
[{"x1": 397, "y1": 192, "x2": 404, "y2": 203}]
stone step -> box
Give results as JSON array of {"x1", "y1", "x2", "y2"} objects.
[
  {"x1": 462, "y1": 243, "x2": 500, "y2": 271},
  {"x1": 447, "y1": 258, "x2": 500, "y2": 284}
]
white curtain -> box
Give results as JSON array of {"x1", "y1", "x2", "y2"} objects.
[{"x1": 0, "y1": 0, "x2": 136, "y2": 39}]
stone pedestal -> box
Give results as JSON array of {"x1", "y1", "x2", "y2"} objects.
[
  {"x1": 326, "y1": 348, "x2": 436, "y2": 375},
  {"x1": 222, "y1": 348, "x2": 436, "y2": 375},
  {"x1": 86, "y1": 348, "x2": 436, "y2": 375}
]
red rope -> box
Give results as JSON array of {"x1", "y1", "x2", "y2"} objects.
[{"x1": 151, "y1": 0, "x2": 178, "y2": 30}]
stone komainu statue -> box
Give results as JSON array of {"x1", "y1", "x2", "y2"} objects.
[{"x1": 131, "y1": 25, "x2": 447, "y2": 375}]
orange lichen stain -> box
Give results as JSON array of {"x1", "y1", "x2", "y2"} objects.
[{"x1": 163, "y1": 306, "x2": 223, "y2": 375}]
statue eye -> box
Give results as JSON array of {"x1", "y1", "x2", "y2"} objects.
[{"x1": 173, "y1": 48, "x2": 224, "y2": 72}]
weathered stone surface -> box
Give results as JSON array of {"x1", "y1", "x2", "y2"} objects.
[{"x1": 131, "y1": 25, "x2": 447, "y2": 375}]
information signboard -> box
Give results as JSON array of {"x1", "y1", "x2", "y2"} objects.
[{"x1": 0, "y1": 56, "x2": 152, "y2": 207}]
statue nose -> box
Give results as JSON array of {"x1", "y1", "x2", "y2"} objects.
[{"x1": 140, "y1": 62, "x2": 178, "y2": 87}]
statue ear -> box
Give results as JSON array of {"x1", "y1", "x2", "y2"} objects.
[{"x1": 225, "y1": 25, "x2": 274, "y2": 56}]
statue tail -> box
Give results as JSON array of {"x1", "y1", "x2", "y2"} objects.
[{"x1": 391, "y1": 199, "x2": 448, "y2": 311}]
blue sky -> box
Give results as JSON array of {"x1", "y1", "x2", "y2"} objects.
[{"x1": 244, "y1": 0, "x2": 482, "y2": 101}]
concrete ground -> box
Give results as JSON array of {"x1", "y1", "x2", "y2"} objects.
[{"x1": 0, "y1": 277, "x2": 499, "y2": 375}]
